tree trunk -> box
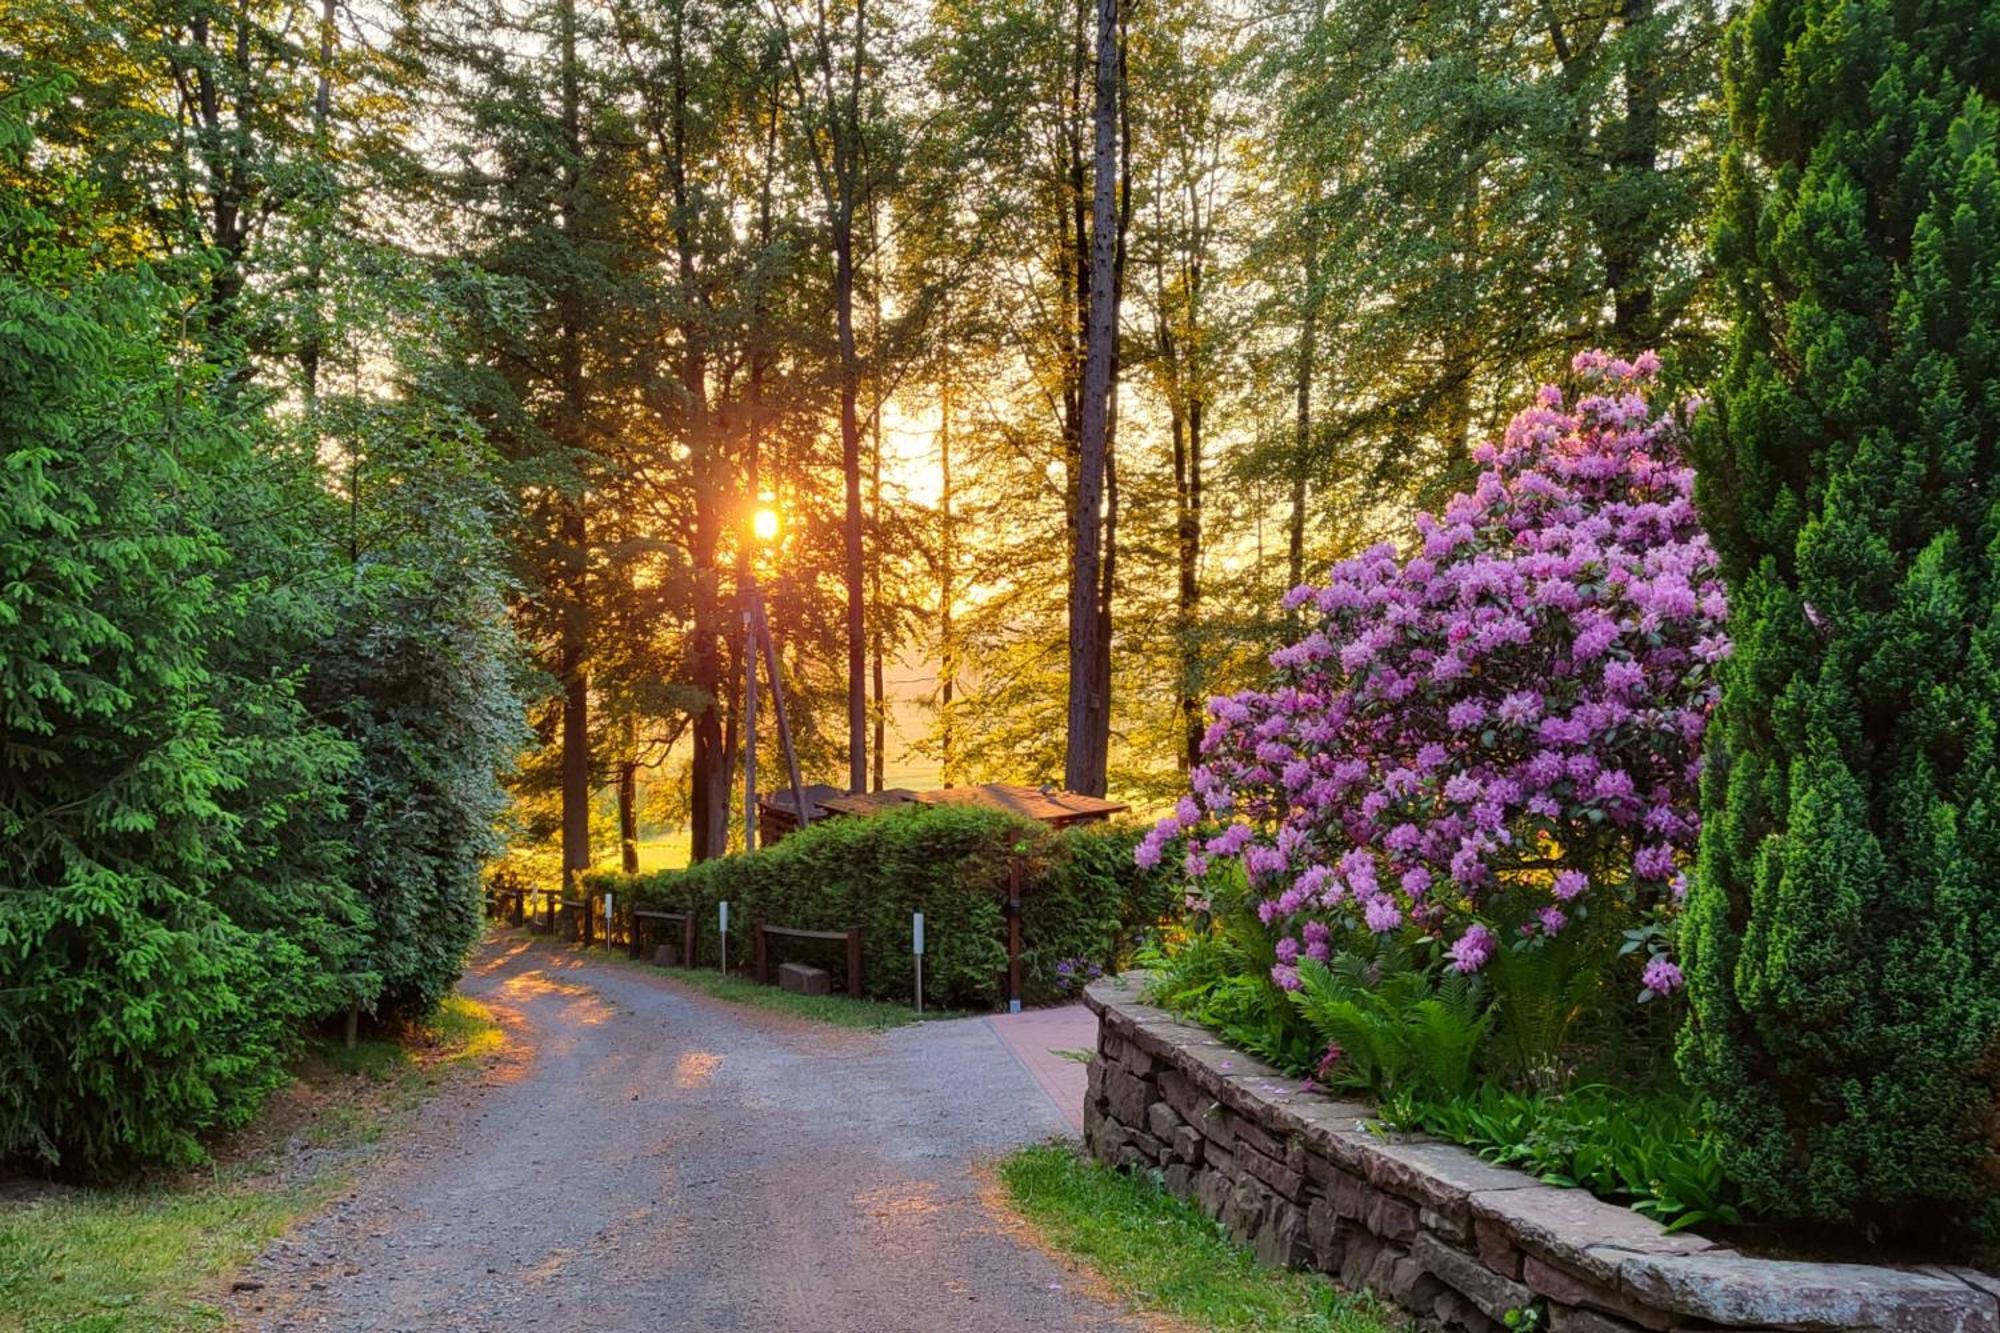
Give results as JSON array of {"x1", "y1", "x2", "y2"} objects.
[
  {"x1": 937, "y1": 373, "x2": 958, "y2": 788},
  {"x1": 557, "y1": 0, "x2": 591, "y2": 891},
  {"x1": 1288, "y1": 210, "x2": 1317, "y2": 598},
  {"x1": 1064, "y1": 0, "x2": 1119, "y2": 799},
  {"x1": 869, "y1": 203, "x2": 886, "y2": 793},
  {"x1": 1603, "y1": 0, "x2": 1660, "y2": 345},
  {"x1": 1179, "y1": 394, "x2": 1203, "y2": 774},
  {"x1": 618, "y1": 727, "x2": 639, "y2": 875},
  {"x1": 667, "y1": 0, "x2": 727, "y2": 862}
]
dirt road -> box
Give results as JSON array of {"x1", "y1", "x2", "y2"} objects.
[{"x1": 231, "y1": 934, "x2": 1133, "y2": 1332}]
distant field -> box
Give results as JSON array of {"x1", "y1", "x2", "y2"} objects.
[{"x1": 633, "y1": 836, "x2": 689, "y2": 873}]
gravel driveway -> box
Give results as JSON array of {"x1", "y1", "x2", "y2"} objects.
[{"x1": 231, "y1": 933, "x2": 1136, "y2": 1332}]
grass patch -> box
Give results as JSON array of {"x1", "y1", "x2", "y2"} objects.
[
  {"x1": 649, "y1": 962, "x2": 953, "y2": 1030},
  {"x1": 996, "y1": 1142, "x2": 1396, "y2": 1333},
  {"x1": 0, "y1": 993, "x2": 504, "y2": 1333}
]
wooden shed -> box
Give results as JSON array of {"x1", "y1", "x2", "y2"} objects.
[
  {"x1": 755, "y1": 783, "x2": 847, "y2": 848},
  {"x1": 760, "y1": 781, "x2": 1128, "y2": 847}
]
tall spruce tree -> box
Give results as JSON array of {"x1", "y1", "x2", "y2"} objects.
[{"x1": 1680, "y1": 0, "x2": 2000, "y2": 1233}]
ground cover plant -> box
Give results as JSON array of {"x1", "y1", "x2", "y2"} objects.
[{"x1": 1137, "y1": 357, "x2": 1745, "y2": 1233}]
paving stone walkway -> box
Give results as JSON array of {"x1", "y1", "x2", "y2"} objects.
[
  {"x1": 230, "y1": 934, "x2": 1133, "y2": 1332},
  {"x1": 986, "y1": 1004, "x2": 1098, "y2": 1134}
]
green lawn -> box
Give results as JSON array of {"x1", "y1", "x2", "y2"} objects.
[
  {"x1": 996, "y1": 1142, "x2": 1395, "y2": 1333},
  {"x1": 0, "y1": 994, "x2": 504, "y2": 1333}
]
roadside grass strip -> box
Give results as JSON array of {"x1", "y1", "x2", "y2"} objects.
[
  {"x1": 0, "y1": 994, "x2": 504, "y2": 1333},
  {"x1": 997, "y1": 1142, "x2": 1398, "y2": 1333}
]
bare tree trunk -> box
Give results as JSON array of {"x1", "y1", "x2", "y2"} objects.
[
  {"x1": 667, "y1": 0, "x2": 727, "y2": 861},
  {"x1": 937, "y1": 373, "x2": 958, "y2": 787},
  {"x1": 618, "y1": 717, "x2": 639, "y2": 874},
  {"x1": 869, "y1": 200, "x2": 886, "y2": 792},
  {"x1": 299, "y1": 0, "x2": 336, "y2": 406},
  {"x1": 557, "y1": 0, "x2": 592, "y2": 890},
  {"x1": 1604, "y1": 0, "x2": 1659, "y2": 345},
  {"x1": 827, "y1": 0, "x2": 870, "y2": 793},
  {"x1": 1064, "y1": 0, "x2": 1118, "y2": 799},
  {"x1": 1288, "y1": 209, "x2": 1318, "y2": 597}
]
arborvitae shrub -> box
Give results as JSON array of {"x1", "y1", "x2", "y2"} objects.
[{"x1": 1680, "y1": 0, "x2": 2000, "y2": 1235}]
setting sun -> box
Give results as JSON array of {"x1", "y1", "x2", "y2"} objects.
[{"x1": 752, "y1": 507, "x2": 779, "y2": 543}]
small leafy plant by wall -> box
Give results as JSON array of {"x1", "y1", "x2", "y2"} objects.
[{"x1": 585, "y1": 806, "x2": 1179, "y2": 1009}]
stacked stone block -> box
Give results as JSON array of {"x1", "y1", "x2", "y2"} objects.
[{"x1": 1083, "y1": 975, "x2": 2000, "y2": 1333}]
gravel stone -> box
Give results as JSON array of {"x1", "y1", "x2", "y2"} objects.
[{"x1": 229, "y1": 936, "x2": 1135, "y2": 1333}]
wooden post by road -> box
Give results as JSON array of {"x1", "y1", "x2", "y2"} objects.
[{"x1": 1006, "y1": 859, "x2": 1023, "y2": 1014}]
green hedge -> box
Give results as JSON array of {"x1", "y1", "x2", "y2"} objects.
[{"x1": 585, "y1": 806, "x2": 1179, "y2": 1009}]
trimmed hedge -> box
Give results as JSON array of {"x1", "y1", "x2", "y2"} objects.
[{"x1": 585, "y1": 805, "x2": 1178, "y2": 1009}]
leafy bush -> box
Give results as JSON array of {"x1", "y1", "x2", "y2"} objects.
[
  {"x1": 304, "y1": 419, "x2": 523, "y2": 1022},
  {"x1": 0, "y1": 100, "x2": 523, "y2": 1173},
  {"x1": 0, "y1": 179, "x2": 360, "y2": 1170},
  {"x1": 1138, "y1": 354, "x2": 1725, "y2": 1054},
  {"x1": 1137, "y1": 357, "x2": 1724, "y2": 1109},
  {"x1": 588, "y1": 806, "x2": 1176, "y2": 1009},
  {"x1": 1291, "y1": 942, "x2": 1490, "y2": 1103},
  {"x1": 1680, "y1": 0, "x2": 2000, "y2": 1236},
  {"x1": 1385, "y1": 1086, "x2": 1743, "y2": 1234},
  {"x1": 1129, "y1": 360, "x2": 1749, "y2": 1233}
]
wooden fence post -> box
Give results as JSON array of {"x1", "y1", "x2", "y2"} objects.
[
  {"x1": 846, "y1": 927, "x2": 864, "y2": 999},
  {"x1": 1007, "y1": 858, "x2": 1023, "y2": 1014}
]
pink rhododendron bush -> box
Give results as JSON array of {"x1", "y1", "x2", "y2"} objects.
[{"x1": 1140, "y1": 353, "x2": 1728, "y2": 1011}]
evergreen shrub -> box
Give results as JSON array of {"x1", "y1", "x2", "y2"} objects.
[{"x1": 587, "y1": 806, "x2": 1177, "y2": 1008}]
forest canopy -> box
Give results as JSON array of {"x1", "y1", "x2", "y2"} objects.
[{"x1": 2, "y1": 0, "x2": 1726, "y2": 1168}]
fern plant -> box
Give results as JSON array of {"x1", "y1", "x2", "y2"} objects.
[{"x1": 1289, "y1": 941, "x2": 1491, "y2": 1101}]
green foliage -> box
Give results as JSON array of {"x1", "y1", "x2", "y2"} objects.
[
  {"x1": 0, "y1": 125, "x2": 357, "y2": 1170},
  {"x1": 589, "y1": 808, "x2": 1174, "y2": 1009},
  {"x1": 1387, "y1": 1085, "x2": 1744, "y2": 1234},
  {"x1": 303, "y1": 396, "x2": 524, "y2": 1021},
  {"x1": 0, "y1": 90, "x2": 523, "y2": 1175},
  {"x1": 1290, "y1": 944, "x2": 1491, "y2": 1103},
  {"x1": 1681, "y1": 0, "x2": 2000, "y2": 1234},
  {"x1": 997, "y1": 1143, "x2": 1393, "y2": 1333},
  {"x1": 1483, "y1": 933, "x2": 1608, "y2": 1088}
]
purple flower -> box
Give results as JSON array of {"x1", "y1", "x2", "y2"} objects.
[
  {"x1": 1143, "y1": 358, "x2": 1718, "y2": 997},
  {"x1": 1364, "y1": 897, "x2": 1403, "y2": 933},
  {"x1": 1642, "y1": 958, "x2": 1684, "y2": 996},
  {"x1": 1447, "y1": 924, "x2": 1498, "y2": 973}
]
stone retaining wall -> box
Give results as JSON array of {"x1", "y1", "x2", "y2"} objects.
[{"x1": 1083, "y1": 974, "x2": 2000, "y2": 1333}]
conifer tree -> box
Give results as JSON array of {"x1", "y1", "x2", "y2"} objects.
[{"x1": 1680, "y1": 0, "x2": 2000, "y2": 1232}]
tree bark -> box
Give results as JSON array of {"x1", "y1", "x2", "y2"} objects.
[
  {"x1": 557, "y1": 0, "x2": 591, "y2": 890},
  {"x1": 1288, "y1": 207, "x2": 1318, "y2": 598},
  {"x1": 618, "y1": 718, "x2": 639, "y2": 875},
  {"x1": 666, "y1": 0, "x2": 727, "y2": 862},
  {"x1": 937, "y1": 373, "x2": 958, "y2": 787},
  {"x1": 1603, "y1": 0, "x2": 1660, "y2": 345},
  {"x1": 1064, "y1": 0, "x2": 1118, "y2": 799},
  {"x1": 869, "y1": 199, "x2": 886, "y2": 792}
]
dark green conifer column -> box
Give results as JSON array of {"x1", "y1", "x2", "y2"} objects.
[{"x1": 1681, "y1": 0, "x2": 2000, "y2": 1231}]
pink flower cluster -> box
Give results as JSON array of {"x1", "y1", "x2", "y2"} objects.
[{"x1": 1137, "y1": 352, "x2": 1728, "y2": 986}]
